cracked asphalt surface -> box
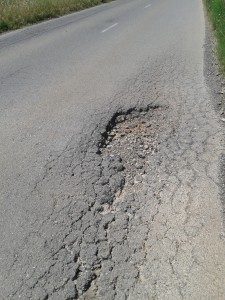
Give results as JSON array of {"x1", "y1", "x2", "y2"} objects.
[{"x1": 1, "y1": 0, "x2": 225, "y2": 299}]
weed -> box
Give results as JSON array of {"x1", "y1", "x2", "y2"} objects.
[
  {"x1": 0, "y1": 0, "x2": 113, "y2": 33},
  {"x1": 205, "y1": 0, "x2": 225, "y2": 74}
]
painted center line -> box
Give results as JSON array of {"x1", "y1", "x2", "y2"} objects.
[
  {"x1": 145, "y1": 4, "x2": 151, "y2": 8},
  {"x1": 101, "y1": 23, "x2": 118, "y2": 33}
]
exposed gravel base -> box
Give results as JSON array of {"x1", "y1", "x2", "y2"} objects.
[{"x1": 101, "y1": 106, "x2": 164, "y2": 188}]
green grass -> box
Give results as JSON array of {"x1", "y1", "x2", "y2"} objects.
[
  {"x1": 0, "y1": 0, "x2": 112, "y2": 33},
  {"x1": 205, "y1": 0, "x2": 225, "y2": 75}
]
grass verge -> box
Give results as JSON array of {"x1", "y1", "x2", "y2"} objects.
[
  {"x1": 0, "y1": 0, "x2": 112, "y2": 34},
  {"x1": 204, "y1": 0, "x2": 225, "y2": 75}
]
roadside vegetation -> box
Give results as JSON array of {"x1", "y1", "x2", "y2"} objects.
[
  {"x1": 0, "y1": 0, "x2": 112, "y2": 33},
  {"x1": 205, "y1": 0, "x2": 225, "y2": 74}
]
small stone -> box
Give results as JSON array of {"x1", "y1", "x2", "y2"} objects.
[
  {"x1": 135, "y1": 163, "x2": 143, "y2": 169},
  {"x1": 138, "y1": 152, "x2": 145, "y2": 159},
  {"x1": 130, "y1": 124, "x2": 136, "y2": 129},
  {"x1": 134, "y1": 175, "x2": 142, "y2": 184},
  {"x1": 109, "y1": 132, "x2": 116, "y2": 137},
  {"x1": 144, "y1": 145, "x2": 149, "y2": 150},
  {"x1": 116, "y1": 115, "x2": 126, "y2": 123},
  {"x1": 128, "y1": 178, "x2": 134, "y2": 185}
]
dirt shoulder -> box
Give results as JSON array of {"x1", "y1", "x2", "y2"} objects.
[{"x1": 204, "y1": 12, "x2": 225, "y2": 224}]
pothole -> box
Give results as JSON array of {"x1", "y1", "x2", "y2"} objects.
[{"x1": 97, "y1": 105, "x2": 167, "y2": 209}]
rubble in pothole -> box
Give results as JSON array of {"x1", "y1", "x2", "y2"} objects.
[{"x1": 99, "y1": 106, "x2": 166, "y2": 192}]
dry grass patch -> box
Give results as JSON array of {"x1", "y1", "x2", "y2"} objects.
[
  {"x1": 205, "y1": 0, "x2": 225, "y2": 75},
  {"x1": 0, "y1": 0, "x2": 112, "y2": 33}
]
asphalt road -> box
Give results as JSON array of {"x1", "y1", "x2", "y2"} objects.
[{"x1": 1, "y1": 0, "x2": 225, "y2": 299}]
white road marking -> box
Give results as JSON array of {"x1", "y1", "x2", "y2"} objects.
[
  {"x1": 101, "y1": 23, "x2": 118, "y2": 33},
  {"x1": 145, "y1": 4, "x2": 151, "y2": 8}
]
